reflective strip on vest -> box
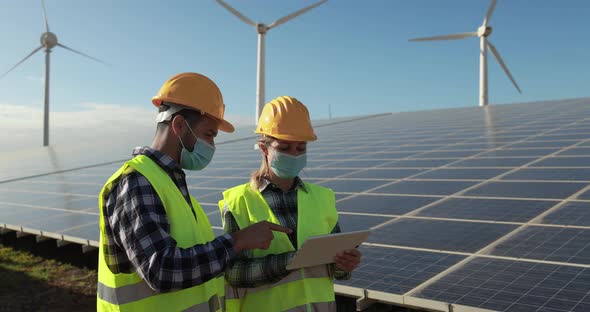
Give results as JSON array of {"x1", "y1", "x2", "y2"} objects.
[
  {"x1": 183, "y1": 295, "x2": 222, "y2": 312},
  {"x1": 98, "y1": 280, "x2": 222, "y2": 312},
  {"x1": 97, "y1": 280, "x2": 158, "y2": 305},
  {"x1": 224, "y1": 265, "x2": 330, "y2": 300}
]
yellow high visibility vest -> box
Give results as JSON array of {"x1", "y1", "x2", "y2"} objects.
[
  {"x1": 219, "y1": 182, "x2": 338, "y2": 312},
  {"x1": 97, "y1": 155, "x2": 225, "y2": 311}
]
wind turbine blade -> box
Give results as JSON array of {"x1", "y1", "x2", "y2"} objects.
[
  {"x1": 487, "y1": 40, "x2": 521, "y2": 93},
  {"x1": 0, "y1": 46, "x2": 43, "y2": 79},
  {"x1": 57, "y1": 43, "x2": 108, "y2": 65},
  {"x1": 267, "y1": 0, "x2": 327, "y2": 29},
  {"x1": 215, "y1": 0, "x2": 256, "y2": 27},
  {"x1": 41, "y1": 0, "x2": 50, "y2": 32},
  {"x1": 483, "y1": 0, "x2": 497, "y2": 26},
  {"x1": 409, "y1": 32, "x2": 478, "y2": 42}
]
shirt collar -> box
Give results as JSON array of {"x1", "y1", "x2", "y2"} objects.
[
  {"x1": 258, "y1": 176, "x2": 308, "y2": 193},
  {"x1": 132, "y1": 146, "x2": 184, "y2": 177}
]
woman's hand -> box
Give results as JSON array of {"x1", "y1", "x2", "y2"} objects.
[{"x1": 334, "y1": 249, "x2": 361, "y2": 272}]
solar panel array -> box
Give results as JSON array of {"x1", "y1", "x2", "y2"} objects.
[{"x1": 2, "y1": 97, "x2": 590, "y2": 311}]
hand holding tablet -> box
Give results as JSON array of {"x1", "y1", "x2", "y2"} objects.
[{"x1": 286, "y1": 230, "x2": 370, "y2": 270}]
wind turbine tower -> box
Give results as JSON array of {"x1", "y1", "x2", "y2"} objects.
[{"x1": 1, "y1": 0, "x2": 106, "y2": 146}]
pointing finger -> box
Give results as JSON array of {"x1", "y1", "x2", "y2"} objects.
[{"x1": 268, "y1": 223, "x2": 293, "y2": 234}]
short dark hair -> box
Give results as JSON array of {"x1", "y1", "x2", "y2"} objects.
[{"x1": 156, "y1": 102, "x2": 205, "y2": 132}]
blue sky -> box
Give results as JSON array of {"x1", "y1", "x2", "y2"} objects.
[{"x1": 1, "y1": 0, "x2": 589, "y2": 148}]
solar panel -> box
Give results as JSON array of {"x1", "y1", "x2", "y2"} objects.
[
  {"x1": 61, "y1": 222, "x2": 100, "y2": 242},
  {"x1": 3, "y1": 98, "x2": 590, "y2": 311},
  {"x1": 411, "y1": 150, "x2": 485, "y2": 158},
  {"x1": 508, "y1": 140, "x2": 579, "y2": 148},
  {"x1": 502, "y1": 168, "x2": 590, "y2": 181},
  {"x1": 355, "y1": 151, "x2": 418, "y2": 159},
  {"x1": 300, "y1": 168, "x2": 354, "y2": 179},
  {"x1": 449, "y1": 157, "x2": 537, "y2": 167},
  {"x1": 533, "y1": 157, "x2": 590, "y2": 167},
  {"x1": 338, "y1": 168, "x2": 424, "y2": 179},
  {"x1": 488, "y1": 227, "x2": 590, "y2": 264},
  {"x1": 24, "y1": 212, "x2": 98, "y2": 233},
  {"x1": 317, "y1": 179, "x2": 391, "y2": 193},
  {"x1": 412, "y1": 168, "x2": 509, "y2": 180},
  {"x1": 557, "y1": 148, "x2": 590, "y2": 156},
  {"x1": 336, "y1": 246, "x2": 466, "y2": 294},
  {"x1": 464, "y1": 181, "x2": 587, "y2": 199},
  {"x1": 413, "y1": 258, "x2": 590, "y2": 312},
  {"x1": 337, "y1": 214, "x2": 394, "y2": 232},
  {"x1": 369, "y1": 219, "x2": 517, "y2": 252},
  {"x1": 338, "y1": 195, "x2": 439, "y2": 215},
  {"x1": 576, "y1": 190, "x2": 590, "y2": 200},
  {"x1": 371, "y1": 180, "x2": 478, "y2": 196},
  {"x1": 539, "y1": 201, "x2": 590, "y2": 226},
  {"x1": 478, "y1": 148, "x2": 560, "y2": 157},
  {"x1": 416, "y1": 198, "x2": 556, "y2": 222},
  {"x1": 319, "y1": 159, "x2": 390, "y2": 168},
  {"x1": 387, "y1": 158, "x2": 460, "y2": 168}
]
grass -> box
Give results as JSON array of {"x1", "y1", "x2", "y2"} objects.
[{"x1": 0, "y1": 243, "x2": 97, "y2": 312}]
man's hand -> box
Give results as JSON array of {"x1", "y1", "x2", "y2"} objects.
[
  {"x1": 334, "y1": 249, "x2": 361, "y2": 272},
  {"x1": 231, "y1": 221, "x2": 292, "y2": 253}
]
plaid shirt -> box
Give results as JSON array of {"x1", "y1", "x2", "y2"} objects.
[
  {"x1": 222, "y1": 178, "x2": 351, "y2": 288},
  {"x1": 102, "y1": 146, "x2": 235, "y2": 292}
]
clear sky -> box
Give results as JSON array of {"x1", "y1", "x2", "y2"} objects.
[{"x1": 1, "y1": 1, "x2": 588, "y2": 148}]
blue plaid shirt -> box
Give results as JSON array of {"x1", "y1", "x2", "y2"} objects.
[{"x1": 102, "y1": 146, "x2": 235, "y2": 292}]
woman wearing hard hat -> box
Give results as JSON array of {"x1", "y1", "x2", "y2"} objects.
[{"x1": 219, "y1": 96, "x2": 362, "y2": 312}]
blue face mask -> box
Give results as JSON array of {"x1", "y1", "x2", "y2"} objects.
[
  {"x1": 270, "y1": 150, "x2": 307, "y2": 179},
  {"x1": 179, "y1": 121, "x2": 215, "y2": 171}
]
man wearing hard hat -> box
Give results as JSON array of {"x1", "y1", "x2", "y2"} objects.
[
  {"x1": 97, "y1": 73, "x2": 291, "y2": 312},
  {"x1": 219, "y1": 96, "x2": 362, "y2": 312}
]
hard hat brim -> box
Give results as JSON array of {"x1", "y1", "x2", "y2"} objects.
[
  {"x1": 152, "y1": 99, "x2": 235, "y2": 133},
  {"x1": 255, "y1": 129, "x2": 317, "y2": 142},
  {"x1": 218, "y1": 118, "x2": 235, "y2": 133}
]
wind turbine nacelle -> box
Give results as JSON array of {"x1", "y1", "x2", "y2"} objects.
[
  {"x1": 477, "y1": 26, "x2": 493, "y2": 37},
  {"x1": 41, "y1": 32, "x2": 58, "y2": 49},
  {"x1": 257, "y1": 23, "x2": 268, "y2": 34}
]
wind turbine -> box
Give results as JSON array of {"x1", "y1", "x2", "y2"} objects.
[
  {"x1": 1, "y1": 0, "x2": 106, "y2": 147},
  {"x1": 216, "y1": 0, "x2": 327, "y2": 124},
  {"x1": 409, "y1": 0, "x2": 521, "y2": 107}
]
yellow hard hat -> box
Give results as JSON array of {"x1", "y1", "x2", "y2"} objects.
[
  {"x1": 152, "y1": 72, "x2": 235, "y2": 133},
  {"x1": 256, "y1": 96, "x2": 317, "y2": 141}
]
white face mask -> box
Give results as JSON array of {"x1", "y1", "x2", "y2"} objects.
[{"x1": 178, "y1": 121, "x2": 215, "y2": 171}]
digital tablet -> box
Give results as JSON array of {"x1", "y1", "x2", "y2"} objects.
[{"x1": 286, "y1": 230, "x2": 370, "y2": 270}]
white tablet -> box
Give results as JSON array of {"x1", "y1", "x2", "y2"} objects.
[{"x1": 286, "y1": 230, "x2": 371, "y2": 270}]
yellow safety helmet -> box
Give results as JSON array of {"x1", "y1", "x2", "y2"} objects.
[
  {"x1": 152, "y1": 72, "x2": 235, "y2": 133},
  {"x1": 256, "y1": 96, "x2": 317, "y2": 141}
]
